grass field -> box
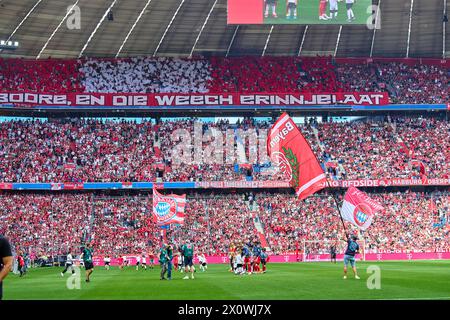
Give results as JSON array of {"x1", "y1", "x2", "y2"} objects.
[
  {"x1": 263, "y1": 0, "x2": 372, "y2": 25},
  {"x1": 4, "y1": 261, "x2": 450, "y2": 300}
]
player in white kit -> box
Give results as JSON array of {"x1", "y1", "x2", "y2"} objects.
[
  {"x1": 135, "y1": 255, "x2": 141, "y2": 271},
  {"x1": 104, "y1": 256, "x2": 111, "y2": 270},
  {"x1": 198, "y1": 253, "x2": 208, "y2": 272},
  {"x1": 141, "y1": 253, "x2": 147, "y2": 270},
  {"x1": 286, "y1": 0, "x2": 298, "y2": 20},
  {"x1": 346, "y1": 0, "x2": 355, "y2": 22}
]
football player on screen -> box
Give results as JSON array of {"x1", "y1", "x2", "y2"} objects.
[{"x1": 265, "y1": 0, "x2": 278, "y2": 18}]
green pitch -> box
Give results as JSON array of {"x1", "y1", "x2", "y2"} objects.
[
  {"x1": 4, "y1": 261, "x2": 450, "y2": 300},
  {"x1": 264, "y1": 0, "x2": 372, "y2": 25}
]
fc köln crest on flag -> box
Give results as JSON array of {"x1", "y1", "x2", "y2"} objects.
[
  {"x1": 152, "y1": 187, "x2": 186, "y2": 226},
  {"x1": 340, "y1": 187, "x2": 384, "y2": 230},
  {"x1": 267, "y1": 112, "x2": 327, "y2": 200}
]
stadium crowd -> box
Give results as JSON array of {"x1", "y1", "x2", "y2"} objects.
[
  {"x1": 0, "y1": 57, "x2": 448, "y2": 104},
  {"x1": 258, "y1": 192, "x2": 450, "y2": 254},
  {"x1": 0, "y1": 116, "x2": 448, "y2": 183}
]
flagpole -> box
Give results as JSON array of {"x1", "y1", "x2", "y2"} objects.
[{"x1": 324, "y1": 179, "x2": 349, "y2": 239}]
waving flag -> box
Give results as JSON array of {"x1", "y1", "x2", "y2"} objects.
[
  {"x1": 340, "y1": 187, "x2": 384, "y2": 230},
  {"x1": 267, "y1": 113, "x2": 327, "y2": 200},
  {"x1": 152, "y1": 187, "x2": 186, "y2": 226}
]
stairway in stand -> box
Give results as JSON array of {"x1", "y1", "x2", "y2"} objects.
[{"x1": 250, "y1": 202, "x2": 270, "y2": 250}]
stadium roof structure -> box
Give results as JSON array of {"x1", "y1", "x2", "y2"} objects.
[{"x1": 0, "y1": 0, "x2": 448, "y2": 59}]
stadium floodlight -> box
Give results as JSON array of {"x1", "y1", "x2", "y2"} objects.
[{"x1": 0, "y1": 39, "x2": 19, "y2": 49}]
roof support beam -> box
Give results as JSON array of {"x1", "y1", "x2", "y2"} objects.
[
  {"x1": 443, "y1": 0, "x2": 447, "y2": 58},
  {"x1": 0, "y1": 0, "x2": 43, "y2": 54},
  {"x1": 297, "y1": 25, "x2": 308, "y2": 56},
  {"x1": 115, "y1": 0, "x2": 153, "y2": 58},
  {"x1": 78, "y1": 0, "x2": 119, "y2": 58},
  {"x1": 370, "y1": 0, "x2": 381, "y2": 57},
  {"x1": 189, "y1": 0, "x2": 218, "y2": 58},
  {"x1": 153, "y1": 0, "x2": 185, "y2": 57},
  {"x1": 225, "y1": 26, "x2": 239, "y2": 57},
  {"x1": 36, "y1": 1, "x2": 80, "y2": 59},
  {"x1": 406, "y1": 0, "x2": 414, "y2": 58},
  {"x1": 334, "y1": 25, "x2": 342, "y2": 57},
  {"x1": 262, "y1": 25, "x2": 274, "y2": 56}
]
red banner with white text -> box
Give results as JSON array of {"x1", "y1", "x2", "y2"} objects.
[{"x1": 0, "y1": 92, "x2": 390, "y2": 107}]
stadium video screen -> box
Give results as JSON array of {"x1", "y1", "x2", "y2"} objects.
[{"x1": 228, "y1": 0, "x2": 373, "y2": 25}]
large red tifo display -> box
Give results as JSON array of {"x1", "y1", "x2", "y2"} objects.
[{"x1": 0, "y1": 92, "x2": 389, "y2": 107}]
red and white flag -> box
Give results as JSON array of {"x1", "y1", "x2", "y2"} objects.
[
  {"x1": 152, "y1": 186, "x2": 186, "y2": 226},
  {"x1": 267, "y1": 113, "x2": 327, "y2": 200},
  {"x1": 340, "y1": 187, "x2": 384, "y2": 230}
]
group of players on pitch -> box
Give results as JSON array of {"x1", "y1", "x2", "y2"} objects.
[
  {"x1": 59, "y1": 240, "x2": 208, "y2": 282},
  {"x1": 158, "y1": 239, "x2": 208, "y2": 280},
  {"x1": 60, "y1": 235, "x2": 360, "y2": 283},
  {"x1": 228, "y1": 241, "x2": 269, "y2": 275},
  {"x1": 264, "y1": 0, "x2": 358, "y2": 22}
]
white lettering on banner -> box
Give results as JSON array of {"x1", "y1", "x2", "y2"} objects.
[
  {"x1": 269, "y1": 121, "x2": 294, "y2": 150},
  {"x1": 155, "y1": 95, "x2": 234, "y2": 106},
  {"x1": 155, "y1": 95, "x2": 175, "y2": 106},
  {"x1": 24, "y1": 93, "x2": 37, "y2": 104},
  {"x1": 316, "y1": 94, "x2": 332, "y2": 105},
  {"x1": 220, "y1": 95, "x2": 233, "y2": 105},
  {"x1": 190, "y1": 95, "x2": 204, "y2": 105},
  {"x1": 76, "y1": 95, "x2": 105, "y2": 106},
  {"x1": 113, "y1": 95, "x2": 147, "y2": 106},
  {"x1": 176, "y1": 96, "x2": 190, "y2": 105},
  {"x1": 205, "y1": 95, "x2": 219, "y2": 105},
  {"x1": 0, "y1": 93, "x2": 68, "y2": 105},
  {"x1": 0, "y1": 92, "x2": 390, "y2": 107}
]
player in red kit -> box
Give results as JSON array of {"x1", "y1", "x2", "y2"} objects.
[
  {"x1": 264, "y1": 0, "x2": 278, "y2": 18},
  {"x1": 319, "y1": 0, "x2": 330, "y2": 20},
  {"x1": 253, "y1": 254, "x2": 261, "y2": 273}
]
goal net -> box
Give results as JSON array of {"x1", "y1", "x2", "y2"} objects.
[{"x1": 302, "y1": 239, "x2": 366, "y2": 262}]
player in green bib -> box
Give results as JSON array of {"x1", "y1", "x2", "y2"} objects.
[
  {"x1": 181, "y1": 240, "x2": 195, "y2": 280},
  {"x1": 80, "y1": 243, "x2": 94, "y2": 282}
]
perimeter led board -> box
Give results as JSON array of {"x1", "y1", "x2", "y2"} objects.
[{"x1": 228, "y1": 0, "x2": 374, "y2": 25}]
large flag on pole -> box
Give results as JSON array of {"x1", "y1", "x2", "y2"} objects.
[
  {"x1": 267, "y1": 112, "x2": 327, "y2": 200},
  {"x1": 340, "y1": 187, "x2": 384, "y2": 230},
  {"x1": 152, "y1": 186, "x2": 186, "y2": 226}
]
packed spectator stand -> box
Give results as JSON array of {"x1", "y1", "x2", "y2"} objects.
[
  {"x1": 1, "y1": 191, "x2": 448, "y2": 260},
  {"x1": 0, "y1": 117, "x2": 448, "y2": 183},
  {"x1": 0, "y1": 55, "x2": 448, "y2": 262},
  {"x1": 1, "y1": 56, "x2": 448, "y2": 104}
]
